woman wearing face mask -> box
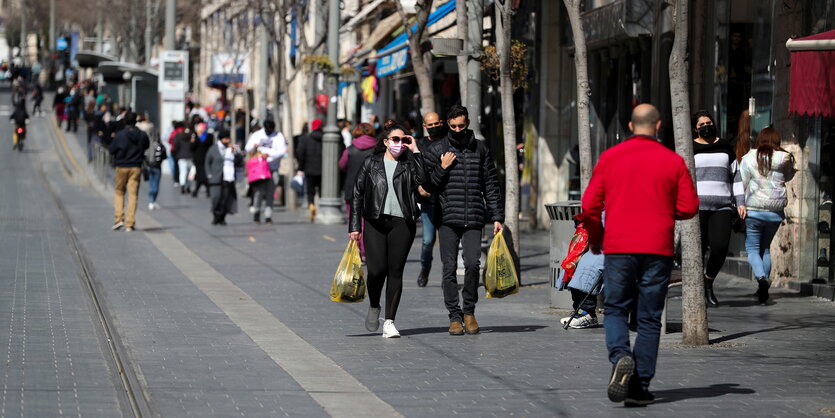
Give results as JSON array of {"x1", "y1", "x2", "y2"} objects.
[
  {"x1": 691, "y1": 110, "x2": 745, "y2": 307},
  {"x1": 349, "y1": 121, "x2": 425, "y2": 338}
]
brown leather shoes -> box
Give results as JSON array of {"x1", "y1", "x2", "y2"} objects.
[
  {"x1": 463, "y1": 314, "x2": 479, "y2": 335},
  {"x1": 448, "y1": 320, "x2": 465, "y2": 336}
]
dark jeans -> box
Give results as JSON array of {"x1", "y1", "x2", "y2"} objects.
[
  {"x1": 306, "y1": 175, "x2": 322, "y2": 206},
  {"x1": 147, "y1": 166, "x2": 162, "y2": 203},
  {"x1": 439, "y1": 225, "x2": 482, "y2": 321},
  {"x1": 699, "y1": 210, "x2": 733, "y2": 278},
  {"x1": 363, "y1": 216, "x2": 416, "y2": 320},
  {"x1": 570, "y1": 288, "x2": 597, "y2": 317},
  {"x1": 604, "y1": 254, "x2": 673, "y2": 391},
  {"x1": 420, "y1": 202, "x2": 437, "y2": 273}
]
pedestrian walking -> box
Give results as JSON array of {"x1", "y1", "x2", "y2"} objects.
[
  {"x1": 339, "y1": 123, "x2": 377, "y2": 258},
  {"x1": 108, "y1": 112, "x2": 150, "y2": 232},
  {"x1": 415, "y1": 111, "x2": 447, "y2": 287},
  {"x1": 174, "y1": 125, "x2": 195, "y2": 194},
  {"x1": 190, "y1": 122, "x2": 214, "y2": 198},
  {"x1": 93, "y1": 103, "x2": 111, "y2": 147},
  {"x1": 691, "y1": 110, "x2": 745, "y2": 306},
  {"x1": 53, "y1": 86, "x2": 67, "y2": 129},
  {"x1": 168, "y1": 121, "x2": 185, "y2": 187},
  {"x1": 84, "y1": 102, "x2": 97, "y2": 162},
  {"x1": 244, "y1": 120, "x2": 286, "y2": 224},
  {"x1": 422, "y1": 105, "x2": 504, "y2": 336},
  {"x1": 31, "y1": 83, "x2": 43, "y2": 116},
  {"x1": 349, "y1": 122, "x2": 425, "y2": 338},
  {"x1": 580, "y1": 104, "x2": 699, "y2": 406},
  {"x1": 739, "y1": 127, "x2": 796, "y2": 304},
  {"x1": 297, "y1": 119, "x2": 324, "y2": 222},
  {"x1": 206, "y1": 130, "x2": 242, "y2": 225},
  {"x1": 145, "y1": 132, "x2": 167, "y2": 210}
]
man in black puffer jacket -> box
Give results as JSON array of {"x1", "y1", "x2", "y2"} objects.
[
  {"x1": 109, "y1": 112, "x2": 150, "y2": 232},
  {"x1": 423, "y1": 105, "x2": 504, "y2": 336}
]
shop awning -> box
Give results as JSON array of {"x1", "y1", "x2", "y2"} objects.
[
  {"x1": 375, "y1": 0, "x2": 456, "y2": 77},
  {"x1": 787, "y1": 29, "x2": 835, "y2": 118},
  {"x1": 98, "y1": 61, "x2": 158, "y2": 83},
  {"x1": 207, "y1": 73, "x2": 244, "y2": 88},
  {"x1": 76, "y1": 50, "x2": 118, "y2": 68}
]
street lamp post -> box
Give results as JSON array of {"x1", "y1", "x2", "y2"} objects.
[{"x1": 315, "y1": 0, "x2": 343, "y2": 224}]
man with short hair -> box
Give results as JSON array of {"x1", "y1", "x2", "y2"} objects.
[
  {"x1": 416, "y1": 111, "x2": 447, "y2": 287},
  {"x1": 580, "y1": 104, "x2": 699, "y2": 406},
  {"x1": 109, "y1": 112, "x2": 150, "y2": 232},
  {"x1": 245, "y1": 120, "x2": 286, "y2": 224},
  {"x1": 423, "y1": 105, "x2": 504, "y2": 335}
]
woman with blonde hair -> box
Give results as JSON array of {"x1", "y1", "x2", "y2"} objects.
[{"x1": 739, "y1": 127, "x2": 796, "y2": 304}]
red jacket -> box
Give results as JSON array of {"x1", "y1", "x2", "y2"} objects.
[{"x1": 580, "y1": 135, "x2": 699, "y2": 256}]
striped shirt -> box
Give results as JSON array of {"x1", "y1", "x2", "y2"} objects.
[{"x1": 693, "y1": 139, "x2": 745, "y2": 211}]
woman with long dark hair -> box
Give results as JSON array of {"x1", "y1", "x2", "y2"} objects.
[
  {"x1": 691, "y1": 110, "x2": 744, "y2": 306},
  {"x1": 739, "y1": 127, "x2": 796, "y2": 304},
  {"x1": 349, "y1": 122, "x2": 425, "y2": 338}
]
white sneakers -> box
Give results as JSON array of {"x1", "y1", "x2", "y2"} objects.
[
  {"x1": 148, "y1": 203, "x2": 160, "y2": 210},
  {"x1": 382, "y1": 320, "x2": 400, "y2": 338}
]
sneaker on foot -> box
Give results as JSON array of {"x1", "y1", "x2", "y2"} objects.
[
  {"x1": 365, "y1": 306, "x2": 381, "y2": 332},
  {"x1": 112, "y1": 221, "x2": 124, "y2": 231},
  {"x1": 148, "y1": 203, "x2": 155, "y2": 210},
  {"x1": 607, "y1": 354, "x2": 635, "y2": 403},
  {"x1": 125, "y1": 227, "x2": 134, "y2": 232},
  {"x1": 624, "y1": 389, "x2": 655, "y2": 407},
  {"x1": 265, "y1": 218, "x2": 273, "y2": 224},
  {"x1": 382, "y1": 320, "x2": 400, "y2": 338},
  {"x1": 565, "y1": 314, "x2": 599, "y2": 329}
]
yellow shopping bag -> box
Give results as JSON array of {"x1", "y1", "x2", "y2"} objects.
[
  {"x1": 329, "y1": 240, "x2": 366, "y2": 303},
  {"x1": 483, "y1": 231, "x2": 519, "y2": 298}
]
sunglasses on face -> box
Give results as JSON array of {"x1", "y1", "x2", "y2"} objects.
[
  {"x1": 449, "y1": 123, "x2": 467, "y2": 130},
  {"x1": 387, "y1": 136, "x2": 412, "y2": 144}
]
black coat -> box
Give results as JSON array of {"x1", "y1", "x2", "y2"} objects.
[
  {"x1": 342, "y1": 145, "x2": 375, "y2": 201},
  {"x1": 349, "y1": 151, "x2": 426, "y2": 233},
  {"x1": 190, "y1": 133, "x2": 214, "y2": 183},
  {"x1": 422, "y1": 130, "x2": 504, "y2": 228},
  {"x1": 296, "y1": 130, "x2": 324, "y2": 176}
]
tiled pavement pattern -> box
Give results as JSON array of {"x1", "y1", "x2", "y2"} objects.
[
  {"x1": 0, "y1": 97, "x2": 123, "y2": 416},
  {"x1": 11, "y1": 93, "x2": 835, "y2": 417}
]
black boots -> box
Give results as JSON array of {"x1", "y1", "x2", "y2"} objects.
[
  {"x1": 704, "y1": 276, "x2": 719, "y2": 307},
  {"x1": 417, "y1": 269, "x2": 429, "y2": 287},
  {"x1": 755, "y1": 277, "x2": 770, "y2": 304}
]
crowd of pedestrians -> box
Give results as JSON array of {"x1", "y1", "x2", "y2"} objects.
[{"x1": 47, "y1": 87, "x2": 794, "y2": 408}]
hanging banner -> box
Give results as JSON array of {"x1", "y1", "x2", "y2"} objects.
[{"x1": 376, "y1": 48, "x2": 409, "y2": 77}]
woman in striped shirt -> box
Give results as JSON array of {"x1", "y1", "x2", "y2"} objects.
[{"x1": 692, "y1": 110, "x2": 745, "y2": 307}]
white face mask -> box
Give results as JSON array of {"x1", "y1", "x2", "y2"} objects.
[{"x1": 388, "y1": 142, "x2": 404, "y2": 157}]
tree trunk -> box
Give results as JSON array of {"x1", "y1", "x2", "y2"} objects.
[
  {"x1": 397, "y1": 0, "x2": 436, "y2": 115},
  {"x1": 495, "y1": 1, "x2": 519, "y2": 262},
  {"x1": 669, "y1": 0, "x2": 708, "y2": 346},
  {"x1": 563, "y1": 0, "x2": 592, "y2": 194},
  {"x1": 466, "y1": 0, "x2": 484, "y2": 140},
  {"x1": 456, "y1": 0, "x2": 468, "y2": 106}
]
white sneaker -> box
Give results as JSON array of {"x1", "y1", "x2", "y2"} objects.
[
  {"x1": 249, "y1": 205, "x2": 257, "y2": 214},
  {"x1": 563, "y1": 314, "x2": 599, "y2": 329},
  {"x1": 148, "y1": 203, "x2": 155, "y2": 210},
  {"x1": 381, "y1": 320, "x2": 400, "y2": 338}
]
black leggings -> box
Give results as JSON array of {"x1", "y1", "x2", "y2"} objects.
[
  {"x1": 363, "y1": 216, "x2": 416, "y2": 320},
  {"x1": 699, "y1": 210, "x2": 733, "y2": 278},
  {"x1": 306, "y1": 175, "x2": 321, "y2": 205}
]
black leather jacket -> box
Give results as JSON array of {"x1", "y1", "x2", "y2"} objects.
[{"x1": 349, "y1": 151, "x2": 426, "y2": 232}]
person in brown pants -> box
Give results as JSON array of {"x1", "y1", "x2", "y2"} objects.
[{"x1": 109, "y1": 112, "x2": 150, "y2": 231}]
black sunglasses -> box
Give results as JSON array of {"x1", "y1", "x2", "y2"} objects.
[{"x1": 387, "y1": 136, "x2": 412, "y2": 144}]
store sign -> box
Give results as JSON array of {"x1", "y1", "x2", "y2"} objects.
[
  {"x1": 376, "y1": 48, "x2": 409, "y2": 77},
  {"x1": 211, "y1": 52, "x2": 249, "y2": 86},
  {"x1": 158, "y1": 50, "x2": 189, "y2": 98}
]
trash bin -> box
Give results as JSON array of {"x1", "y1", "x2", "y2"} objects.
[{"x1": 545, "y1": 201, "x2": 582, "y2": 309}]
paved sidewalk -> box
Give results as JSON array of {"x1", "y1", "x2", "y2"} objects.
[
  {"x1": 0, "y1": 97, "x2": 124, "y2": 417},
  {"x1": 34, "y1": 111, "x2": 835, "y2": 417}
]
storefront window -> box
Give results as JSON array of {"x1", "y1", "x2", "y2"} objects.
[{"x1": 749, "y1": 0, "x2": 775, "y2": 133}]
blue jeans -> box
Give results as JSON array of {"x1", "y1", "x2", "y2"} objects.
[
  {"x1": 420, "y1": 203, "x2": 437, "y2": 273},
  {"x1": 604, "y1": 254, "x2": 673, "y2": 391},
  {"x1": 745, "y1": 210, "x2": 784, "y2": 279},
  {"x1": 148, "y1": 167, "x2": 162, "y2": 203}
]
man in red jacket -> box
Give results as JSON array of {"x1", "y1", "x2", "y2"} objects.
[{"x1": 580, "y1": 104, "x2": 699, "y2": 407}]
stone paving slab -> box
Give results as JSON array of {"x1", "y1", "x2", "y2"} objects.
[
  {"x1": 48, "y1": 112, "x2": 835, "y2": 417},
  {"x1": 0, "y1": 96, "x2": 124, "y2": 417}
]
